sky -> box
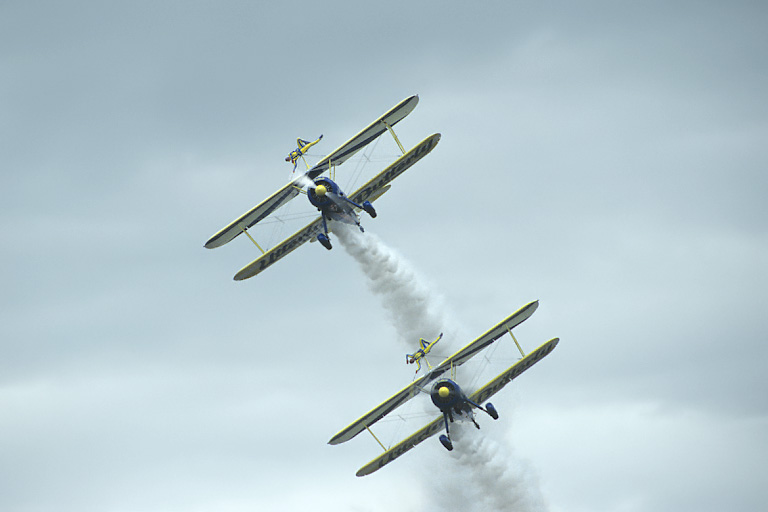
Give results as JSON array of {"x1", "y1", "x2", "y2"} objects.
[{"x1": 2, "y1": 1, "x2": 767, "y2": 511}]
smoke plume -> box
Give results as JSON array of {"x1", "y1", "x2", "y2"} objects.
[
  {"x1": 427, "y1": 423, "x2": 547, "y2": 512},
  {"x1": 334, "y1": 224, "x2": 453, "y2": 348},
  {"x1": 335, "y1": 223, "x2": 547, "y2": 511}
]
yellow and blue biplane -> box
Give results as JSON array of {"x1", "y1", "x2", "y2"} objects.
[
  {"x1": 204, "y1": 95, "x2": 441, "y2": 280},
  {"x1": 329, "y1": 301, "x2": 560, "y2": 476}
]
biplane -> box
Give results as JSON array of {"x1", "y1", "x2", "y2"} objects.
[
  {"x1": 329, "y1": 300, "x2": 559, "y2": 477},
  {"x1": 204, "y1": 95, "x2": 441, "y2": 281}
]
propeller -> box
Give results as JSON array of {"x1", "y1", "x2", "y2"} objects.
[{"x1": 293, "y1": 173, "x2": 316, "y2": 191}]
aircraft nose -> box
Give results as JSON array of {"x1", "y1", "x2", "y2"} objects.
[{"x1": 315, "y1": 184, "x2": 327, "y2": 196}]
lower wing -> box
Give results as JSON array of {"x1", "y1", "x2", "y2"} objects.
[
  {"x1": 355, "y1": 415, "x2": 444, "y2": 477},
  {"x1": 233, "y1": 216, "x2": 323, "y2": 280}
]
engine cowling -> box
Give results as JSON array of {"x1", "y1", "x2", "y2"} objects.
[
  {"x1": 430, "y1": 379, "x2": 465, "y2": 410},
  {"x1": 307, "y1": 177, "x2": 341, "y2": 208}
]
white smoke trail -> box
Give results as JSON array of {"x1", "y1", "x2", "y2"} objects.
[
  {"x1": 335, "y1": 223, "x2": 547, "y2": 511},
  {"x1": 428, "y1": 423, "x2": 548, "y2": 512},
  {"x1": 334, "y1": 223, "x2": 454, "y2": 348}
]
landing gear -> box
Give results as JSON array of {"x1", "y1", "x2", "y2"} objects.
[
  {"x1": 485, "y1": 402, "x2": 499, "y2": 420},
  {"x1": 362, "y1": 200, "x2": 377, "y2": 218},
  {"x1": 439, "y1": 411, "x2": 454, "y2": 451},
  {"x1": 317, "y1": 217, "x2": 333, "y2": 250},
  {"x1": 317, "y1": 233, "x2": 332, "y2": 250}
]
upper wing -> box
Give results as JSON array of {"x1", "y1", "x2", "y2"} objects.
[
  {"x1": 355, "y1": 415, "x2": 444, "y2": 477},
  {"x1": 469, "y1": 337, "x2": 559, "y2": 404},
  {"x1": 233, "y1": 216, "x2": 323, "y2": 280},
  {"x1": 328, "y1": 301, "x2": 538, "y2": 445},
  {"x1": 204, "y1": 180, "x2": 304, "y2": 249},
  {"x1": 204, "y1": 95, "x2": 420, "y2": 249},
  {"x1": 348, "y1": 133, "x2": 440, "y2": 206},
  {"x1": 422, "y1": 300, "x2": 540, "y2": 382},
  {"x1": 328, "y1": 374, "x2": 433, "y2": 445},
  {"x1": 304, "y1": 95, "x2": 420, "y2": 180}
]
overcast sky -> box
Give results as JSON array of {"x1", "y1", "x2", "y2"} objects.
[{"x1": 2, "y1": 1, "x2": 767, "y2": 511}]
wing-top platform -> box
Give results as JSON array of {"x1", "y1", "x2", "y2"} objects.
[
  {"x1": 328, "y1": 300, "x2": 539, "y2": 445},
  {"x1": 204, "y1": 95, "x2": 420, "y2": 250}
]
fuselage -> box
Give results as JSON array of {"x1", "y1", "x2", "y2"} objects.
[
  {"x1": 430, "y1": 378, "x2": 474, "y2": 419},
  {"x1": 307, "y1": 177, "x2": 359, "y2": 226}
]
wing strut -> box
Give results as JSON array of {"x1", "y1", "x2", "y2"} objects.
[
  {"x1": 364, "y1": 425, "x2": 387, "y2": 452},
  {"x1": 506, "y1": 325, "x2": 526, "y2": 357},
  {"x1": 382, "y1": 120, "x2": 406, "y2": 155},
  {"x1": 240, "y1": 224, "x2": 266, "y2": 255}
]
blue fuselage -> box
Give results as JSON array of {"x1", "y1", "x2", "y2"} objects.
[{"x1": 430, "y1": 379, "x2": 473, "y2": 417}]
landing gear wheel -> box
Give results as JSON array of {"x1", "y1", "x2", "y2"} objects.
[
  {"x1": 486, "y1": 402, "x2": 499, "y2": 420},
  {"x1": 317, "y1": 233, "x2": 332, "y2": 250},
  {"x1": 439, "y1": 434, "x2": 453, "y2": 451},
  {"x1": 362, "y1": 201, "x2": 377, "y2": 218}
]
